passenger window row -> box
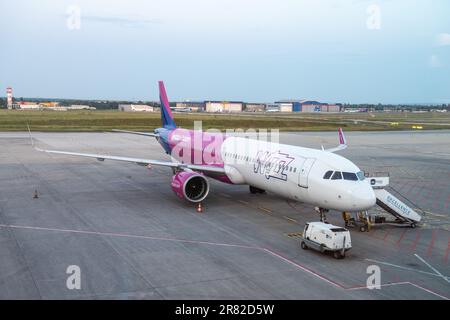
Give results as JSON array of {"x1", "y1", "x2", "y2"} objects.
[{"x1": 224, "y1": 152, "x2": 298, "y2": 173}]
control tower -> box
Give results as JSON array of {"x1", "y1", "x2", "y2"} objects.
[{"x1": 6, "y1": 87, "x2": 13, "y2": 109}]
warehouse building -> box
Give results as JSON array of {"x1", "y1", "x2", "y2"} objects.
[
  {"x1": 278, "y1": 103, "x2": 293, "y2": 112},
  {"x1": 275, "y1": 100, "x2": 341, "y2": 113},
  {"x1": 205, "y1": 101, "x2": 243, "y2": 113},
  {"x1": 321, "y1": 104, "x2": 341, "y2": 112},
  {"x1": 263, "y1": 103, "x2": 293, "y2": 112},
  {"x1": 39, "y1": 102, "x2": 60, "y2": 108},
  {"x1": 16, "y1": 102, "x2": 40, "y2": 110},
  {"x1": 265, "y1": 103, "x2": 280, "y2": 112},
  {"x1": 244, "y1": 103, "x2": 266, "y2": 112},
  {"x1": 119, "y1": 104, "x2": 154, "y2": 112}
]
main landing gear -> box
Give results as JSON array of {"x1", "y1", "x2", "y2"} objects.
[
  {"x1": 249, "y1": 186, "x2": 266, "y2": 194},
  {"x1": 315, "y1": 207, "x2": 329, "y2": 223}
]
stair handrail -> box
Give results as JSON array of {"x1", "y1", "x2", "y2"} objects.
[{"x1": 387, "y1": 185, "x2": 427, "y2": 217}]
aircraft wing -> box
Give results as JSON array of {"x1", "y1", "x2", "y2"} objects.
[
  {"x1": 34, "y1": 147, "x2": 226, "y2": 174},
  {"x1": 111, "y1": 129, "x2": 159, "y2": 137},
  {"x1": 27, "y1": 124, "x2": 224, "y2": 174},
  {"x1": 324, "y1": 128, "x2": 347, "y2": 153}
]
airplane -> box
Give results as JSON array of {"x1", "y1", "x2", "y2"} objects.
[
  {"x1": 171, "y1": 107, "x2": 192, "y2": 112},
  {"x1": 32, "y1": 81, "x2": 376, "y2": 217}
]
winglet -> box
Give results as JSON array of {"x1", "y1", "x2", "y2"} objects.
[
  {"x1": 111, "y1": 129, "x2": 159, "y2": 137},
  {"x1": 338, "y1": 128, "x2": 346, "y2": 145},
  {"x1": 27, "y1": 124, "x2": 45, "y2": 152},
  {"x1": 324, "y1": 128, "x2": 347, "y2": 153}
]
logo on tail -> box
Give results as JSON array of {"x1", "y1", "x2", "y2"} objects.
[{"x1": 159, "y1": 81, "x2": 177, "y2": 129}]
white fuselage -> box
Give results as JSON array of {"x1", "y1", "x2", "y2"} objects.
[{"x1": 221, "y1": 137, "x2": 376, "y2": 212}]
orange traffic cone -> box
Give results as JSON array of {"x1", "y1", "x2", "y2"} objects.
[{"x1": 196, "y1": 202, "x2": 203, "y2": 213}]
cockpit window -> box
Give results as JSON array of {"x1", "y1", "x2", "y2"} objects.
[
  {"x1": 331, "y1": 171, "x2": 342, "y2": 180},
  {"x1": 356, "y1": 171, "x2": 365, "y2": 181},
  {"x1": 323, "y1": 171, "x2": 333, "y2": 179},
  {"x1": 343, "y1": 172, "x2": 358, "y2": 181}
]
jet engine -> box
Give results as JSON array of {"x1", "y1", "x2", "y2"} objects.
[{"x1": 171, "y1": 171, "x2": 209, "y2": 203}]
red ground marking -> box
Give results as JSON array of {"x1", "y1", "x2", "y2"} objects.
[
  {"x1": 404, "y1": 180, "x2": 416, "y2": 195},
  {"x1": 444, "y1": 237, "x2": 450, "y2": 264},
  {"x1": 415, "y1": 184, "x2": 427, "y2": 202},
  {"x1": 1, "y1": 223, "x2": 449, "y2": 299},
  {"x1": 445, "y1": 194, "x2": 450, "y2": 212},
  {"x1": 426, "y1": 230, "x2": 437, "y2": 257},
  {"x1": 396, "y1": 228, "x2": 408, "y2": 246},
  {"x1": 424, "y1": 186, "x2": 435, "y2": 209},
  {"x1": 383, "y1": 229, "x2": 391, "y2": 241},
  {"x1": 410, "y1": 230, "x2": 422, "y2": 251},
  {"x1": 398, "y1": 180, "x2": 412, "y2": 194},
  {"x1": 430, "y1": 186, "x2": 443, "y2": 211},
  {"x1": 407, "y1": 181, "x2": 418, "y2": 197},
  {"x1": 369, "y1": 228, "x2": 392, "y2": 241}
]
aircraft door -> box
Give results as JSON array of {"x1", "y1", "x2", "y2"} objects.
[{"x1": 298, "y1": 158, "x2": 316, "y2": 188}]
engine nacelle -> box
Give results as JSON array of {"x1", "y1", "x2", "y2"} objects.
[{"x1": 171, "y1": 171, "x2": 210, "y2": 203}]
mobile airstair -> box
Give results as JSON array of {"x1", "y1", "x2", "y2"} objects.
[{"x1": 343, "y1": 173, "x2": 424, "y2": 231}]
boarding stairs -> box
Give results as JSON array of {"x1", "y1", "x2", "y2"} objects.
[{"x1": 369, "y1": 172, "x2": 423, "y2": 227}]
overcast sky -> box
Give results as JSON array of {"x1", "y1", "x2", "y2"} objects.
[{"x1": 0, "y1": 0, "x2": 449, "y2": 104}]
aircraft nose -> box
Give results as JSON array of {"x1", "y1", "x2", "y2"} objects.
[{"x1": 351, "y1": 186, "x2": 376, "y2": 210}]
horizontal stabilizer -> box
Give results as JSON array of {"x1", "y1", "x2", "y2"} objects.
[{"x1": 111, "y1": 129, "x2": 159, "y2": 137}]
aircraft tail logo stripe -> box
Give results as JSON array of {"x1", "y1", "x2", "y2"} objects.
[{"x1": 158, "y1": 81, "x2": 177, "y2": 129}]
